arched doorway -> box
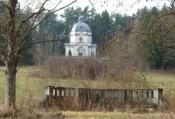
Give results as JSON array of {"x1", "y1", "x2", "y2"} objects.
[
  {"x1": 68, "y1": 50, "x2": 72, "y2": 56},
  {"x1": 91, "y1": 52, "x2": 94, "y2": 56},
  {"x1": 78, "y1": 47, "x2": 85, "y2": 56}
]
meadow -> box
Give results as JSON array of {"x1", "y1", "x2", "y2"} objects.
[{"x1": 0, "y1": 66, "x2": 175, "y2": 118}]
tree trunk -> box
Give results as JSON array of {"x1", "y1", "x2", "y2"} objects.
[
  {"x1": 4, "y1": 0, "x2": 18, "y2": 108},
  {"x1": 5, "y1": 64, "x2": 17, "y2": 108}
]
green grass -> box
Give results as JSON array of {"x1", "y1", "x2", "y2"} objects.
[
  {"x1": 0, "y1": 66, "x2": 129, "y2": 106},
  {"x1": 0, "y1": 66, "x2": 51, "y2": 106},
  {"x1": 146, "y1": 72, "x2": 175, "y2": 89},
  {"x1": 0, "y1": 66, "x2": 175, "y2": 118},
  {"x1": 145, "y1": 71, "x2": 175, "y2": 101},
  {"x1": 0, "y1": 66, "x2": 175, "y2": 106}
]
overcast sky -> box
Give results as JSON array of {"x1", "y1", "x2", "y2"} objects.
[{"x1": 19, "y1": 0, "x2": 171, "y2": 17}]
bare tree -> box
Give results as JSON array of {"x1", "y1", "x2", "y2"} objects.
[{"x1": 0, "y1": 0, "x2": 77, "y2": 108}]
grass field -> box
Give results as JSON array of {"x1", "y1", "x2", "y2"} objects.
[
  {"x1": 0, "y1": 66, "x2": 175, "y2": 118},
  {"x1": 62, "y1": 111, "x2": 175, "y2": 119},
  {"x1": 34, "y1": 110, "x2": 175, "y2": 119},
  {"x1": 146, "y1": 72, "x2": 175, "y2": 89},
  {"x1": 145, "y1": 71, "x2": 175, "y2": 104}
]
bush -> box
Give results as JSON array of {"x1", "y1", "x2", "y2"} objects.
[{"x1": 41, "y1": 56, "x2": 106, "y2": 80}]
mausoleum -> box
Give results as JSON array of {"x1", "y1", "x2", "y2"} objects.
[{"x1": 65, "y1": 16, "x2": 97, "y2": 56}]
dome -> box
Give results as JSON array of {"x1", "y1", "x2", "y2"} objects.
[{"x1": 71, "y1": 16, "x2": 91, "y2": 33}]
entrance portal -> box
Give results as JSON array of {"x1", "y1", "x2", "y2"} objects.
[{"x1": 78, "y1": 47, "x2": 85, "y2": 56}]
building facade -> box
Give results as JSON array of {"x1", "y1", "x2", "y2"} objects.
[{"x1": 65, "y1": 16, "x2": 97, "y2": 56}]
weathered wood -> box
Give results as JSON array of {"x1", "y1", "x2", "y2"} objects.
[{"x1": 43, "y1": 86, "x2": 163, "y2": 110}]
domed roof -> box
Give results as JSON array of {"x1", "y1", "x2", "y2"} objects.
[{"x1": 71, "y1": 16, "x2": 91, "y2": 33}]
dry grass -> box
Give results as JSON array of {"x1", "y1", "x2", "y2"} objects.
[
  {"x1": 0, "y1": 66, "x2": 145, "y2": 106},
  {"x1": 0, "y1": 66, "x2": 175, "y2": 106},
  {"x1": 145, "y1": 72, "x2": 175, "y2": 110},
  {"x1": 37, "y1": 111, "x2": 175, "y2": 119},
  {"x1": 62, "y1": 111, "x2": 175, "y2": 119},
  {"x1": 0, "y1": 66, "x2": 175, "y2": 118},
  {"x1": 0, "y1": 108, "x2": 175, "y2": 119}
]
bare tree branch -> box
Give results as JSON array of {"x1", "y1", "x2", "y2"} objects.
[
  {"x1": 16, "y1": 0, "x2": 49, "y2": 32},
  {"x1": 130, "y1": 29, "x2": 151, "y2": 36},
  {"x1": 0, "y1": 1, "x2": 10, "y2": 9},
  {"x1": 14, "y1": 0, "x2": 76, "y2": 52},
  {"x1": 151, "y1": 11, "x2": 175, "y2": 26},
  {"x1": 17, "y1": 0, "x2": 62, "y2": 32},
  {"x1": 88, "y1": 0, "x2": 94, "y2": 7},
  {"x1": 44, "y1": 0, "x2": 62, "y2": 11},
  {"x1": 20, "y1": 0, "x2": 77, "y2": 43},
  {"x1": 21, "y1": 39, "x2": 61, "y2": 50},
  {"x1": 0, "y1": 0, "x2": 78, "y2": 108},
  {"x1": 164, "y1": 24, "x2": 175, "y2": 36}
]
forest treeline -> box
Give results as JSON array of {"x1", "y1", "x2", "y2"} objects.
[{"x1": 0, "y1": 3, "x2": 175, "y2": 69}]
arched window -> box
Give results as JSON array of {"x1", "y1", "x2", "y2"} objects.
[{"x1": 68, "y1": 50, "x2": 72, "y2": 56}]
